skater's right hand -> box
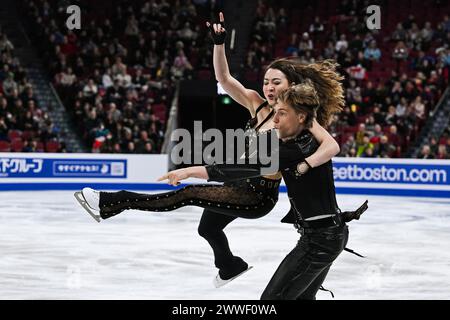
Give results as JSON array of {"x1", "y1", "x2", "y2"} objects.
[
  {"x1": 157, "y1": 166, "x2": 209, "y2": 186},
  {"x1": 206, "y1": 12, "x2": 227, "y2": 45}
]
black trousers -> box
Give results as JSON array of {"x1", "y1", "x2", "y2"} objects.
[
  {"x1": 98, "y1": 178, "x2": 279, "y2": 273},
  {"x1": 197, "y1": 210, "x2": 238, "y2": 270},
  {"x1": 261, "y1": 224, "x2": 349, "y2": 300}
]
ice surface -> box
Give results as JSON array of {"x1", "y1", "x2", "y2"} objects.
[{"x1": 0, "y1": 190, "x2": 449, "y2": 300}]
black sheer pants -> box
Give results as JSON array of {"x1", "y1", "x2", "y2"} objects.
[
  {"x1": 99, "y1": 180, "x2": 279, "y2": 275},
  {"x1": 99, "y1": 184, "x2": 277, "y2": 219}
]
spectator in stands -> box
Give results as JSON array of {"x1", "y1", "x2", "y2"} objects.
[
  {"x1": 178, "y1": 22, "x2": 197, "y2": 43},
  {"x1": 412, "y1": 95, "x2": 426, "y2": 119},
  {"x1": 57, "y1": 67, "x2": 77, "y2": 87},
  {"x1": 349, "y1": 33, "x2": 364, "y2": 54},
  {"x1": 126, "y1": 141, "x2": 136, "y2": 154},
  {"x1": 0, "y1": 33, "x2": 14, "y2": 53},
  {"x1": 348, "y1": 16, "x2": 365, "y2": 35},
  {"x1": 355, "y1": 123, "x2": 366, "y2": 145},
  {"x1": 82, "y1": 78, "x2": 98, "y2": 103},
  {"x1": 419, "y1": 144, "x2": 434, "y2": 159},
  {"x1": 403, "y1": 14, "x2": 417, "y2": 31},
  {"x1": 387, "y1": 123, "x2": 399, "y2": 140},
  {"x1": 436, "y1": 144, "x2": 448, "y2": 159},
  {"x1": 277, "y1": 7, "x2": 288, "y2": 29},
  {"x1": 2, "y1": 72, "x2": 18, "y2": 96},
  {"x1": 0, "y1": 117, "x2": 8, "y2": 140},
  {"x1": 142, "y1": 141, "x2": 155, "y2": 154},
  {"x1": 335, "y1": 34, "x2": 348, "y2": 52},
  {"x1": 429, "y1": 136, "x2": 439, "y2": 155},
  {"x1": 21, "y1": 139, "x2": 35, "y2": 152},
  {"x1": 364, "y1": 40, "x2": 381, "y2": 62},
  {"x1": 340, "y1": 135, "x2": 356, "y2": 157},
  {"x1": 134, "y1": 130, "x2": 153, "y2": 153},
  {"x1": 356, "y1": 134, "x2": 374, "y2": 157},
  {"x1": 421, "y1": 22, "x2": 434, "y2": 48},
  {"x1": 111, "y1": 56, "x2": 127, "y2": 77},
  {"x1": 446, "y1": 136, "x2": 450, "y2": 154},
  {"x1": 339, "y1": 106, "x2": 357, "y2": 126},
  {"x1": 392, "y1": 23, "x2": 407, "y2": 42},
  {"x1": 114, "y1": 68, "x2": 132, "y2": 88},
  {"x1": 171, "y1": 49, "x2": 193, "y2": 80},
  {"x1": 375, "y1": 135, "x2": 396, "y2": 158},
  {"x1": 298, "y1": 32, "x2": 313, "y2": 56},
  {"x1": 323, "y1": 41, "x2": 335, "y2": 59},
  {"x1": 309, "y1": 16, "x2": 324, "y2": 35},
  {"x1": 363, "y1": 115, "x2": 376, "y2": 136},
  {"x1": 396, "y1": 97, "x2": 408, "y2": 117},
  {"x1": 102, "y1": 68, "x2": 114, "y2": 89},
  {"x1": 361, "y1": 146, "x2": 375, "y2": 157},
  {"x1": 0, "y1": 98, "x2": 8, "y2": 118},
  {"x1": 385, "y1": 105, "x2": 398, "y2": 126},
  {"x1": 370, "y1": 124, "x2": 383, "y2": 145}
]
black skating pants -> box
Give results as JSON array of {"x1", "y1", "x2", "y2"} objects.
[{"x1": 261, "y1": 224, "x2": 349, "y2": 300}]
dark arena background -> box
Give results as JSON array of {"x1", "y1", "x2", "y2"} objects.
[{"x1": 0, "y1": 0, "x2": 449, "y2": 307}]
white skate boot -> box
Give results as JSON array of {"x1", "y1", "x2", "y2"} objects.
[
  {"x1": 213, "y1": 266, "x2": 253, "y2": 288},
  {"x1": 74, "y1": 187, "x2": 102, "y2": 222}
]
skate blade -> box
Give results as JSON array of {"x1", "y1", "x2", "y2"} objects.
[
  {"x1": 74, "y1": 191, "x2": 101, "y2": 223},
  {"x1": 213, "y1": 266, "x2": 253, "y2": 288}
]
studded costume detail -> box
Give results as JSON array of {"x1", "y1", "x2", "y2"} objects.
[{"x1": 99, "y1": 177, "x2": 280, "y2": 220}]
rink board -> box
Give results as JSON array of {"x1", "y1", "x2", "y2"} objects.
[{"x1": 0, "y1": 153, "x2": 449, "y2": 198}]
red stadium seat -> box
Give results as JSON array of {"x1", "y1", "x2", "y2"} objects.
[
  {"x1": 11, "y1": 138, "x2": 24, "y2": 152},
  {"x1": 45, "y1": 141, "x2": 61, "y2": 153},
  {"x1": 22, "y1": 130, "x2": 34, "y2": 141},
  {"x1": 0, "y1": 141, "x2": 11, "y2": 152},
  {"x1": 36, "y1": 142, "x2": 45, "y2": 152},
  {"x1": 8, "y1": 130, "x2": 22, "y2": 141}
]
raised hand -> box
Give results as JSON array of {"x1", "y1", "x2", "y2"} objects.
[{"x1": 206, "y1": 12, "x2": 227, "y2": 45}]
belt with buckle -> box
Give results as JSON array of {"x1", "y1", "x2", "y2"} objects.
[{"x1": 297, "y1": 213, "x2": 343, "y2": 230}]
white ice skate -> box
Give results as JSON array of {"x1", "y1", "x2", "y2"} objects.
[
  {"x1": 74, "y1": 187, "x2": 102, "y2": 223},
  {"x1": 213, "y1": 266, "x2": 253, "y2": 288}
]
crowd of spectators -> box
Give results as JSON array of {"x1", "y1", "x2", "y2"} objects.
[
  {"x1": 244, "y1": 0, "x2": 450, "y2": 158},
  {"x1": 22, "y1": 0, "x2": 216, "y2": 153},
  {"x1": 418, "y1": 116, "x2": 450, "y2": 159},
  {"x1": 0, "y1": 28, "x2": 65, "y2": 152},
  {"x1": 12, "y1": 0, "x2": 450, "y2": 158}
]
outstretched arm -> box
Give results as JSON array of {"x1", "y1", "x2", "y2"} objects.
[
  {"x1": 158, "y1": 130, "x2": 311, "y2": 185},
  {"x1": 158, "y1": 123, "x2": 339, "y2": 186},
  {"x1": 157, "y1": 166, "x2": 208, "y2": 186}
]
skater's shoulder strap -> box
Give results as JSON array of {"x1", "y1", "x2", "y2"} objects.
[{"x1": 247, "y1": 101, "x2": 271, "y2": 130}]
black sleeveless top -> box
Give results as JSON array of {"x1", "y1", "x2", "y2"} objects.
[
  {"x1": 243, "y1": 101, "x2": 274, "y2": 159},
  {"x1": 245, "y1": 101, "x2": 274, "y2": 132}
]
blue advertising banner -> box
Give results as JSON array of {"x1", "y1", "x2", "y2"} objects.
[
  {"x1": 333, "y1": 162, "x2": 449, "y2": 186},
  {"x1": 0, "y1": 157, "x2": 127, "y2": 178}
]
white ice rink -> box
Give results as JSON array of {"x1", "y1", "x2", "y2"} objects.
[{"x1": 0, "y1": 190, "x2": 449, "y2": 300}]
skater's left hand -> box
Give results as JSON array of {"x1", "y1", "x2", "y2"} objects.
[{"x1": 157, "y1": 168, "x2": 191, "y2": 186}]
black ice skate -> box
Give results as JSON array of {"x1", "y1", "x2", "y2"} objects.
[{"x1": 213, "y1": 257, "x2": 253, "y2": 288}]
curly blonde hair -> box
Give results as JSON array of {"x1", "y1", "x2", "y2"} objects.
[{"x1": 277, "y1": 80, "x2": 320, "y2": 129}]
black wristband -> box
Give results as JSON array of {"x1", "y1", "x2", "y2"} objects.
[
  {"x1": 304, "y1": 159, "x2": 313, "y2": 169},
  {"x1": 208, "y1": 23, "x2": 227, "y2": 45}
]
